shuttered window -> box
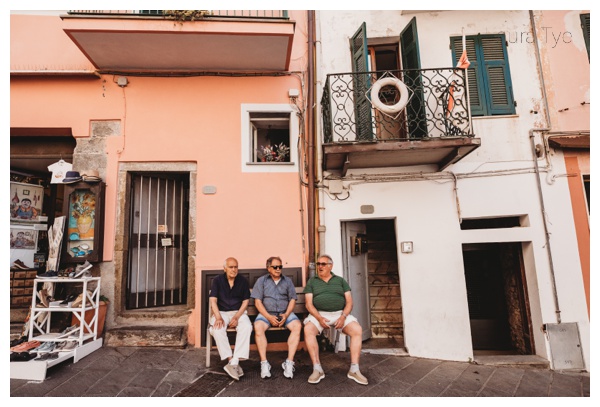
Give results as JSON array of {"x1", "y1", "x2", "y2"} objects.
[
  {"x1": 581, "y1": 13, "x2": 590, "y2": 61},
  {"x1": 451, "y1": 34, "x2": 515, "y2": 116}
]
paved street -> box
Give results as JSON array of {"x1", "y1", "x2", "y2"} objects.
[{"x1": 10, "y1": 346, "x2": 590, "y2": 398}]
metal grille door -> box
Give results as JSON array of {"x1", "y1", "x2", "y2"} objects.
[{"x1": 126, "y1": 173, "x2": 188, "y2": 309}]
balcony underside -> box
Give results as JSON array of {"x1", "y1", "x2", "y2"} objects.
[
  {"x1": 62, "y1": 16, "x2": 295, "y2": 73},
  {"x1": 323, "y1": 137, "x2": 481, "y2": 175}
]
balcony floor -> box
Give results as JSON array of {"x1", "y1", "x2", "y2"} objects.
[{"x1": 322, "y1": 137, "x2": 481, "y2": 175}]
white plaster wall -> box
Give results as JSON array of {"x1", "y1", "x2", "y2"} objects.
[{"x1": 316, "y1": 10, "x2": 589, "y2": 369}]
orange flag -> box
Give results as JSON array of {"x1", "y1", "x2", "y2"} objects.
[{"x1": 447, "y1": 34, "x2": 471, "y2": 117}]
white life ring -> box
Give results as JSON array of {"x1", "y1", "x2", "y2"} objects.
[{"x1": 370, "y1": 77, "x2": 409, "y2": 115}]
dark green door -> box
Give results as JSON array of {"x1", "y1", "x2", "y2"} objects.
[
  {"x1": 350, "y1": 22, "x2": 374, "y2": 141},
  {"x1": 400, "y1": 17, "x2": 427, "y2": 139}
]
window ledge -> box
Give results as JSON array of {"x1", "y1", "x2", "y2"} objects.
[
  {"x1": 472, "y1": 114, "x2": 519, "y2": 120},
  {"x1": 246, "y1": 162, "x2": 295, "y2": 166}
]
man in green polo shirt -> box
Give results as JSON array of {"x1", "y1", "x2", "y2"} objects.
[{"x1": 303, "y1": 254, "x2": 368, "y2": 385}]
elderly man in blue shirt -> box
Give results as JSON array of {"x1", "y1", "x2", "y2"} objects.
[
  {"x1": 251, "y1": 256, "x2": 301, "y2": 379},
  {"x1": 208, "y1": 257, "x2": 252, "y2": 381}
]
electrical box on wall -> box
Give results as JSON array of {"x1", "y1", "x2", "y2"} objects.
[
  {"x1": 351, "y1": 234, "x2": 368, "y2": 256},
  {"x1": 401, "y1": 241, "x2": 413, "y2": 253}
]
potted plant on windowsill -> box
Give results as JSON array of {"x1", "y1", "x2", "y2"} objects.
[{"x1": 257, "y1": 143, "x2": 290, "y2": 162}]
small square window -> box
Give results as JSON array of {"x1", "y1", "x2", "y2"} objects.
[
  {"x1": 241, "y1": 104, "x2": 298, "y2": 173},
  {"x1": 250, "y1": 112, "x2": 291, "y2": 163}
]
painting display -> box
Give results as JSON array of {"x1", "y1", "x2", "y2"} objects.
[
  {"x1": 10, "y1": 227, "x2": 38, "y2": 250},
  {"x1": 10, "y1": 182, "x2": 44, "y2": 222},
  {"x1": 62, "y1": 182, "x2": 104, "y2": 263}
]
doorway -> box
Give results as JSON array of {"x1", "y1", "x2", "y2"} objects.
[
  {"x1": 462, "y1": 243, "x2": 534, "y2": 354},
  {"x1": 125, "y1": 172, "x2": 189, "y2": 309},
  {"x1": 341, "y1": 219, "x2": 404, "y2": 349}
]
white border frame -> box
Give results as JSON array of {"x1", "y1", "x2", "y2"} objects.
[{"x1": 241, "y1": 104, "x2": 299, "y2": 173}]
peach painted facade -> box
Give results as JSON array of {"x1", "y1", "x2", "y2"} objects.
[
  {"x1": 10, "y1": 11, "x2": 310, "y2": 347},
  {"x1": 534, "y1": 10, "x2": 590, "y2": 316}
]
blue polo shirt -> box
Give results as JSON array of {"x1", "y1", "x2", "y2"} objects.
[
  {"x1": 251, "y1": 274, "x2": 297, "y2": 315},
  {"x1": 209, "y1": 273, "x2": 251, "y2": 311}
]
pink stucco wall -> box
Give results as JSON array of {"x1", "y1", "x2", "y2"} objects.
[
  {"x1": 538, "y1": 10, "x2": 590, "y2": 131},
  {"x1": 11, "y1": 11, "x2": 310, "y2": 346}
]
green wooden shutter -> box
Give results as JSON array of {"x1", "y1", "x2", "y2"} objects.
[
  {"x1": 350, "y1": 22, "x2": 374, "y2": 141},
  {"x1": 400, "y1": 17, "x2": 427, "y2": 138},
  {"x1": 581, "y1": 13, "x2": 590, "y2": 61},
  {"x1": 480, "y1": 36, "x2": 514, "y2": 115},
  {"x1": 451, "y1": 36, "x2": 485, "y2": 116},
  {"x1": 452, "y1": 34, "x2": 514, "y2": 116}
]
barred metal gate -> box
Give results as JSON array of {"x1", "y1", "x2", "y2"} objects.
[{"x1": 126, "y1": 173, "x2": 188, "y2": 309}]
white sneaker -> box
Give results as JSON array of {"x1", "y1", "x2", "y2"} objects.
[
  {"x1": 260, "y1": 361, "x2": 271, "y2": 379},
  {"x1": 282, "y1": 360, "x2": 295, "y2": 379}
]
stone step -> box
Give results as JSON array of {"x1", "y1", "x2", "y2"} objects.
[{"x1": 104, "y1": 325, "x2": 187, "y2": 348}]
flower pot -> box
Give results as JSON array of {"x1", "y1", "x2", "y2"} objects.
[
  {"x1": 71, "y1": 301, "x2": 108, "y2": 335},
  {"x1": 77, "y1": 214, "x2": 93, "y2": 234}
]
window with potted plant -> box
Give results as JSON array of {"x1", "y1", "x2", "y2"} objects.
[{"x1": 257, "y1": 142, "x2": 291, "y2": 162}]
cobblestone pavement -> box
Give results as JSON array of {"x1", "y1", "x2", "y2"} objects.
[{"x1": 9, "y1": 346, "x2": 591, "y2": 397}]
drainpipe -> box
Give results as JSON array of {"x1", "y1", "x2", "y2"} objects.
[
  {"x1": 529, "y1": 10, "x2": 561, "y2": 323},
  {"x1": 307, "y1": 10, "x2": 317, "y2": 280}
]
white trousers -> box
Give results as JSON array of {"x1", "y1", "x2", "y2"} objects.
[{"x1": 209, "y1": 310, "x2": 252, "y2": 361}]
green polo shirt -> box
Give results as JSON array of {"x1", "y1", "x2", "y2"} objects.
[{"x1": 304, "y1": 272, "x2": 351, "y2": 312}]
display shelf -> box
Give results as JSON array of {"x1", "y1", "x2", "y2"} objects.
[
  {"x1": 29, "y1": 277, "x2": 101, "y2": 345},
  {"x1": 10, "y1": 276, "x2": 103, "y2": 381},
  {"x1": 10, "y1": 338, "x2": 103, "y2": 381}
]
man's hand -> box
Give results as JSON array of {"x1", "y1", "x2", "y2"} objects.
[
  {"x1": 334, "y1": 314, "x2": 346, "y2": 330},
  {"x1": 213, "y1": 317, "x2": 225, "y2": 330},
  {"x1": 318, "y1": 316, "x2": 330, "y2": 329},
  {"x1": 267, "y1": 314, "x2": 282, "y2": 327},
  {"x1": 228, "y1": 315, "x2": 239, "y2": 329}
]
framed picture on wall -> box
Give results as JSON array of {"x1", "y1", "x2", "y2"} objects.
[
  {"x1": 62, "y1": 182, "x2": 105, "y2": 264},
  {"x1": 10, "y1": 226, "x2": 38, "y2": 250},
  {"x1": 10, "y1": 182, "x2": 44, "y2": 222}
]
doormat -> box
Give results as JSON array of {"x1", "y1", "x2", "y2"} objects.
[{"x1": 174, "y1": 372, "x2": 232, "y2": 397}]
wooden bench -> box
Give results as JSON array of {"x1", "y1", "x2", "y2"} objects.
[{"x1": 205, "y1": 287, "x2": 307, "y2": 367}]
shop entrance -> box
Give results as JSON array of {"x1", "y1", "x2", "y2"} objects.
[
  {"x1": 462, "y1": 243, "x2": 534, "y2": 354},
  {"x1": 10, "y1": 131, "x2": 76, "y2": 315},
  {"x1": 125, "y1": 173, "x2": 189, "y2": 309}
]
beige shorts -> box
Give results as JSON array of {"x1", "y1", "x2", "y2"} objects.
[{"x1": 303, "y1": 310, "x2": 358, "y2": 334}]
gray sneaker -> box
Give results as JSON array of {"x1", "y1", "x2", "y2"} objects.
[
  {"x1": 308, "y1": 369, "x2": 325, "y2": 384},
  {"x1": 234, "y1": 364, "x2": 244, "y2": 377},
  {"x1": 282, "y1": 360, "x2": 295, "y2": 379},
  {"x1": 224, "y1": 363, "x2": 240, "y2": 381},
  {"x1": 260, "y1": 361, "x2": 271, "y2": 379},
  {"x1": 347, "y1": 370, "x2": 368, "y2": 385}
]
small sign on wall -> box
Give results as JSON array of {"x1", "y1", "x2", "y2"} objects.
[{"x1": 401, "y1": 241, "x2": 413, "y2": 253}]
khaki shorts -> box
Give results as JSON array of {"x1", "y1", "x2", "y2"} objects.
[{"x1": 303, "y1": 310, "x2": 358, "y2": 334}]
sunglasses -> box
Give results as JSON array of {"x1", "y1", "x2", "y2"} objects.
[
  {"x1": 316, "y1": 262, "x2": 331, "y2": 267},
  {"x1": 270, "y1": 265, "x2": 283, "y2": 270}
]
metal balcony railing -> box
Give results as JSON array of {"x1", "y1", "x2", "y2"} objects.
[
  {"x1": 321, "y1": 68, "x2": 474, "y2": 144},
  {"x1": 67, "y1": 10, "x2": 289, "y2": 19}
]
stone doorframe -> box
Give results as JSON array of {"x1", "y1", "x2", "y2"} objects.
[{"x1": 113, "y1": 162, "x2": 197, "y2": 327}]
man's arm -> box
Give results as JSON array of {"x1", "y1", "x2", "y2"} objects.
[
  {"x1": 279, "y1": 298, "x2": 296, "y2": 327},
  {"x1": 334, "y1": 291, "x2": 354, "y2": 329},
  {"x1": 209, "y1": 297, "x2": 225, "y2": 330}
]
